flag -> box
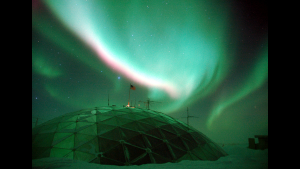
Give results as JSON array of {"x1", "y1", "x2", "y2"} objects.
[{"x1": 130, "y1": 84, "x2": 136, "y2": 90}]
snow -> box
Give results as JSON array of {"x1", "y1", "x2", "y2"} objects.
[{"x1": 32, "y1": 144, "x2": 268, "y2": 169}]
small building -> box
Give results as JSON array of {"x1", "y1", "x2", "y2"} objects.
[{"x1": 248, "y1": 135, "x2": 268, "y2": 150}]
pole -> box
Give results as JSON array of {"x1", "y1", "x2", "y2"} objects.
[
  {"x1": 187, "y1": 107, "x2": 189, "y2": 126},
  {"x1": 147, "y1": 99, "x2": 149, "y2": 109},
  {"x1": 108, "y1": 93, "x2": 109, "y2": 106},
  {"x1": 180, "y1": 107, "x2": 198, "y2": 128},
  {"x1": 128, "y1": 84, "x2": 131, "y2": 107},
  {"x1": 35, "y1": 117, "x2": 38, "y2": 127}
]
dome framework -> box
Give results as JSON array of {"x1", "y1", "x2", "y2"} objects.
[{"x1": 32, "y1": 106, "x2": 227, "y2": 166}]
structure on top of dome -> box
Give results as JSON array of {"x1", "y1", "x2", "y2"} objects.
[{"x1": 32, "y1": 106, "x2": 227, "y2": 166}]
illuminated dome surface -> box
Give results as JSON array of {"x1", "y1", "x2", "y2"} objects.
[{"x1": 32, "y1": 106, "x2": 227, "y2": 165}]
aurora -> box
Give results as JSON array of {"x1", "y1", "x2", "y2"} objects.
[
  {"x1": 32, "y1": 0, "x2": 268, "y2": 144},
  {"x1": 37, "y1": 0, "x2": 231, "y2": 112}
]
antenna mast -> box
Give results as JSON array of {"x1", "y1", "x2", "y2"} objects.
[
  {"x1": 139, "y1": 98, "x2": 161, "y2": 109},
  {"x1": 181, "y1": 107, "x2": 198, "y2": 126}
]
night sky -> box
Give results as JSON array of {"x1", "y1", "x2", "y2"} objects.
[{"x1": 32, "y1": 0, "x2": 268, "y2": 144}]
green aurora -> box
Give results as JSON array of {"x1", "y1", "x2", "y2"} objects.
[{"x1": 32, "y1": 0, "x2": 268, "y2": 143}]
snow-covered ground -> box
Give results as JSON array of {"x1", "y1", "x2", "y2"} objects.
[{"x1": 32, "y1": 144, "x2": 268, "y2": 169}]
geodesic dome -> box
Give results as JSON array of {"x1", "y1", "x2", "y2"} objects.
[{"x1": 32, "y1": 106, "x2": 227, "y2": 166}]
